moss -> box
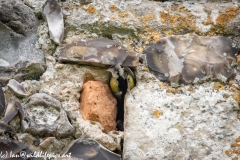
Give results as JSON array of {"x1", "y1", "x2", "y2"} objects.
[
  {"x1": 207, "y1": 25, "x2": 232, "y2": 35},
  {"x1": 21, "y1": 63, "x2": 46, "y2": 81}
]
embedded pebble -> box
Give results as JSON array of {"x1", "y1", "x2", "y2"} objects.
[{"x1": 7, "y1": 79, "x2": 28, "y2": 98}]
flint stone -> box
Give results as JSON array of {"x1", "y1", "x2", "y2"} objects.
[
  {"x1": 80, "y1": 81, "x2": 117, "y2": 133},
  {"x1": 58, "y1": 38, "x2": 139, "y2": 69},
  {"x1": 42, "y1": 0, "x2": 64, "y2": 45},
  {"x1": 144, "y1": 34, "x2": 238, "y2": 85},
  {"x1": 0, "y1": 137, "x2": 34, "y2": 159},
  {"x1": 0, "y1": 0, "x2": 45, "y2": 86},
  {"x1": 63, "y1": 138, "x2": 121, "y2": 160},
  {"x1": 0, "y1": 86, "x2": 6, "y2": 118},
  {"x1": 23, "y1": 93, "x2": 75, "y2": 139},
  {"x1": 7, "y1": 79, "x2": 28, "y2": 98}
]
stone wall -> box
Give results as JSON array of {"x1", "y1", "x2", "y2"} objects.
[{"x1": 0, "y1": 0, "x2": 239, "y2": 159}]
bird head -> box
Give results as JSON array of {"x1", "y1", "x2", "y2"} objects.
[{"x1": 107, "y1": 64, "x2": 136, "y2": 99}]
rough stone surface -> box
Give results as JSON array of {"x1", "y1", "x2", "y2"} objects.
[
  {"x1": 0, "y1": 0, "x2": 45, "y2": 86},
  {"x1": 39, "y1": 62, "x2": 123, "y2": 151},
  {"x1": 1, "y1": 0, "x2": 239, "y2": 158},
  {"x1": 80, "y1": 81, "x2": 117, "y2": 133},
  {"x1": 63, "y1": 1, "x2": 240, "y2": 50},
  {"x1": 23, "y1": 93, "x2": 75, "y2": 139},
  {"x1": 123, "y1": 63, "x2": 240, "y2": 160}
]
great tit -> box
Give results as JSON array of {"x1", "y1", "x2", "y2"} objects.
[{"x1": 107, "y1": 64, "x2": 136, "y2": 131}]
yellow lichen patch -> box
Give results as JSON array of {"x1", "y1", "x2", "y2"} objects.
[
  {"x1": 187, "y1": 87, "x2": 195, "y2": 93},
  {"x1": 146, "y1": 30, "x2": 161, "y2": 42},
  {"x1": 237, "y1": 55, "x2": 240, "y2": 64},
  {"x1": 232, "y1": 91, "x2": 240, "y2": 107},
  {"x1": 236, "y1": 136, "x2": 240, "y2": 143},
  {"x1": 138, "y1": 29, "x2": 162, "y2": 46},
  {"x1": 216, "y1": 7, "x2": 239, "y2": 26},
  {"x1": 118, "y1": 12, "x2": 129, "y2": 18},
  {"x1": 87, "y1": 5, "x2": 96, "y2": 14},
  {"x1": 159, "y1": 4, "x2": 196, "y2": 33},
  {"x1": 140, "y1": 12, "x2": 155, "y2": 21},
  {"x1": 212, "y1": 82, "x2": 225, "y2": 90},
  {"x1": 232, "y1": 157, "x2": 238, "y2": 160},
  {"x1": 153, "y1": 109, "x2": 163, "y2": 118},
  {"x1": 154, "y1": 110, "x2": 159, "y2": 118},
  {"x1": 225, "y1": 136, "x2": 240, "y2": 158},
  {"x1": 231, "y1": 143, "x2": 240, "y2": 147},
  {"x1": 109, "y1": 4, "x2": 118, "y2": 11},
  {"x1": 135, "y1": 46, "x2": 144, "y2": 53},
  {"x1": 225, "y1": 150, "x2": 231, "y2": 157},
  {"x1": 167, "y1": 87, "x2": 182, "y2": 94},
  {"x1": 233, "y1": 148, "x2": 240, "y2": 155},
  {"x1": 159, "y1": 82, "x2": 167, "y2": 90}
]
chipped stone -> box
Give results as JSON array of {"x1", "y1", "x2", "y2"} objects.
[
  {"x1": 58, "y1": 38, "x2": 139, "y2": 68},
  {"x1": 7, "y1": 79, "x2": 28, "y2": 98},
  {"x1": 144, "y1": 34, "x2": 238, "y2": 85}
]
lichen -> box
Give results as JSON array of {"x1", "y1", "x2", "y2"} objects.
[
  {"x1": 159, "y1": 4, "x2": 196, "y2": 35},
  {"x1": 216, "y1": 7, "x2": 239, "y2": 26},
  {"x1": 232, "y1": 91, "x2": 240, "y2": 107},
  {"x1": 81, "y1": 5, "x2": 96, "y2": 14},
  {"x1": 140, "y1": 12, "x2": 155, "y2": 21},
  {"x1": 225, "y1": 136, "x2": 240, "y2": 158},
  {"x1": 212, "y1": 82, "x2": 225, "y2": 90},
  {"x1": 109, "y1": 4, "x2": 118, "y2": 12},
  {"x1": 118, "y1": 12, "x2": 129, "y2": 18},
  {"x1": 153, "y1": 110, "x2": 161, "y2": 118}
]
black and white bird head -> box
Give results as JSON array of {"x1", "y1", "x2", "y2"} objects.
[{"x1": 107, "y1": 64, "x2": 136, "y2": 99}]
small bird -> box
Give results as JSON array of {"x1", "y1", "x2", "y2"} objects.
[{"x1": 107, "y1": 64, "x2": 136, "y2": 131}]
